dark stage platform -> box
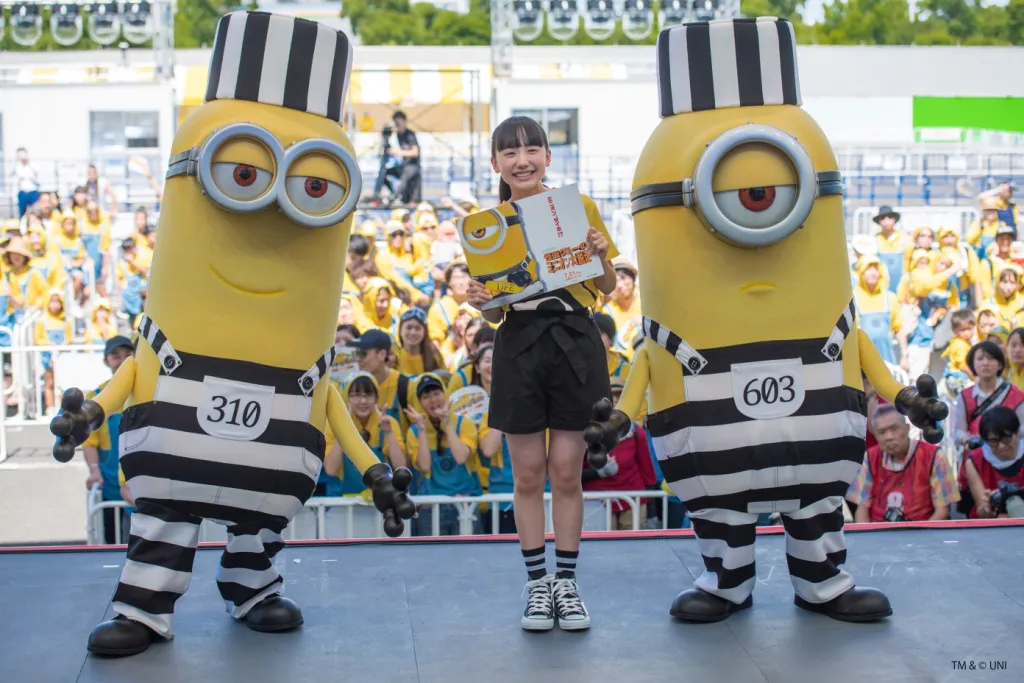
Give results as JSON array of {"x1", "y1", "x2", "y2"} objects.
[{"x1": 2, "y1": 521, "x2": 1023, "y2": 683}]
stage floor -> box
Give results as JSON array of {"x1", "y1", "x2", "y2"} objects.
[{"x1": 2, "y1": 523, "x2": 1022, "y2": 683}]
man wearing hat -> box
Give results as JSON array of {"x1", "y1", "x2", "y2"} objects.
[
  {"x1": 872, "y1": 205, "x2": 904, "y2": 295},
  {"x1": 82, "y1": 336, "x2": 136, "y2": 544}
]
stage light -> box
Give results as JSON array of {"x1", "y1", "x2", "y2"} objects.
[
  {"x1": 621, "y1": 0, "x2": 653, "y2": 40},
  {"x1": 693, "y1": 0, "x2": 721, "y2": 21},
  {"x1": 512, "y1": 0, "x2": 544, "y2": 42},
  {"x1": 121, "y1": 0, "x2": 154, "y2": 44},
  {"x1": 10, "y1": 3, "x2": 44, "y2": 47},
  {"x1": 582, "y1": 0, "x2": 616, "y2": 41},
  {"x1": 659, "y1": 0, "x2": 688, "y2": 27},
  {"x1": 87, "y1": 2, "x2": 121, "y2": 45},
  {"x1": 546, "y1": 0, "x2": 580, "y2": 42},
  {"x1": 50, "y1": 3, "x2": 84, "y2": 46}
]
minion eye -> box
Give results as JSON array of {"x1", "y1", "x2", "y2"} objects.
[
  {"x1": 284, "y1": 176, "x2": 346, "y2": 217},
  {"x1": 211, "y1": 162, "x2": 274, "y2": 201},
  {"x1": 466, "y1": 224, "x2": 499, "y2": 243},
  {"x1": 713, "y1": 185, "x2": 798, "y2": 230}
]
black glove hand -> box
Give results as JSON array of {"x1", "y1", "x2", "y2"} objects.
[
  {"x1": 363, "y1": 462, "x2": 417, "y2": 538},
  {"x1": 49, "y1": 389, "x2": 106, "y2": 463},
  {"x1": 894, "y1": 374, "x2": 949, "y2": 445},
  {"x1": 583, "y1": 397, "x2": 632, "y2": 469}
]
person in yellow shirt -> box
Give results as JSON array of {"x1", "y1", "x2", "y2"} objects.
[
  {"x1": 352, "y1": 328, "x2": 417, "y2": 434},
  {"x1": 3, "y1": 236, "x2": 49, "y2": 324},
  {"x1": 34, "y1": 288, "x2": 73, "y2": 411},
  {"x1": 26, "y1": 225, "x2": 65, "y2": 290},
  {"x1": 873, "y1": 206, "x2": 906, "y2": 294},
  {"x1": 321, "y1": 372, "x2": 407, "y2": 497},
  {"x1": 942, "y1": 309, "x2": 975, "y2": 375},
  {"x1": 79, "y1": 200, "x2": 112, "y2": 291},
  {"x1": 427, "y1": 261, "x2": 474, "y2": 345},
  {"x1": 395, "y1": 308, "x2": 444, "y2": 375},
  {"x1": 986, "y1": 263, "x2": 1024, "y2": 327},
  {"x1": 854, "y1": 256, "x2": 908, "y2": 369},
  {"x1": 1006, "y1": 328, "x2": 1024, "y2": 391},
  {"x1": 593, "y1": 312, "x2": 630, "y2": 383},
  {"x1": 966, "y1": 196, "x2": 1010, "y2": 255},
  {"x1": 978, "y1": 224, "x2": 1016, "y2": 300},
  {"x1": 380, "y1": 220, "x2": 431, "y2": 296},
  {"x1": 905, "y1": 249, "x2": 961, "y2": 379},
  {"x1": 361, "y1": 277, "x2": 400, "y2": 332},
  {"x1": 404, "y1": 373, "x2": 482, "y2": 535},
  {"x1": 445, "y1": 324, "x2": 497, "y2": 393},
  {"x1": 84, "y1": 298, "x2": 119, "y2": 344},
  {"x1": 936, "y1": 225, "x2": 983, "y2": 307},
  {"x1": 600, "y1": 257, "x2": 642, "y2": 358},
  {"x1": 903, "y1": 224, "x2": 936, "y2": 273}
]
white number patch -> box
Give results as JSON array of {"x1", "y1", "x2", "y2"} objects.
[
  {"x1": 730, "y1": 358, "x2": 805, "y2": 421},
  {"x1": 198, "y1": 376, "x2": 275, "y2": 441}
]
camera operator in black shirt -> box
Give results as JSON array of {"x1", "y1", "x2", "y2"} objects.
[{"x1": 391, "y1": 111, "x2": 422, "y2": 205}]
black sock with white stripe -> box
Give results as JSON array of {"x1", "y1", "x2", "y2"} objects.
[
  {"x1": 522, "y1": 546, "x2": 546, "y2": 581},
  {"x1": 555, "y1": 549, "x2": 578, "y2": 580}
]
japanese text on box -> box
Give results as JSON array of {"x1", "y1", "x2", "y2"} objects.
[{"x1": 545, "y1": 242, "x2": 591, "y2": 276}]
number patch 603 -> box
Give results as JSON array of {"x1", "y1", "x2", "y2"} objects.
[{"x1": 731, "y1": 359, "x2": 806, "y2": 421}]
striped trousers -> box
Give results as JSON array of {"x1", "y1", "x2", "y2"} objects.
[
  {"x1": 688, "y1": 496, "x2": 854, "y2": 605},
  {"x1": 111, "y1": 499, "x2": 289, "y2": 638}
]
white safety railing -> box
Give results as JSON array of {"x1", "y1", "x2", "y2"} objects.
[
  {"x1": 849, "y1": 206, "x2": 981, "y2": 240},
  {"x1": 85, "y1": 487, "x2": 676, "y2": 545}
]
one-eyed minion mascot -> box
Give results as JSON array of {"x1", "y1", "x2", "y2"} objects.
[
  {"x1": 49, "y1": 11, "x2": 415, "y2": 657},
  {"x1": 584, "y1": 17, "x2": 947, "y2": 625},
  {"x1": 458, "y1": 203, "x2": 545, "y2": 303}
]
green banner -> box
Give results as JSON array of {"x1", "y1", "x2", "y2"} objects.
[{"x1": 913, "y1": 97, "x2": 1024, "y2": 134}]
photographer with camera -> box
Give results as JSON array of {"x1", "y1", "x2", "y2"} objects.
[
  {"x1": 960, "y1": 406, "x2": 1024, "y2": 518},
  {"x1": 847, "y1": 405, "x2": 959, "y2": 523}
]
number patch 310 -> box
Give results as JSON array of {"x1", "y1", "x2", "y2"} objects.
[
  {"x1": 198, "y1": 376, "x2": 275, "y2": 441},
  {"x1": 730, "y1": 358, "x2": 805, "y2": 421}
]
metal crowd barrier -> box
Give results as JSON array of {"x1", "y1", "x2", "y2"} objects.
[{"x1": 85, "y1": 488, "x2": 675, "y2": 546}]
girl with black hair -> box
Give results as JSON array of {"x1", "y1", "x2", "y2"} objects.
[
  {"x1": 395, "y1": 308, "x2": 442, "y2": 375},
  {"x1": 467, "y1": 115, "x2": 619, "y2": 632}
]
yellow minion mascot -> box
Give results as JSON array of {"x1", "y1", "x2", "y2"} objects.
[
  {"x1": 585, "y1": 17, "x2": 947, "y2": 624},
  {"x1": 48, "y1": 12, "x2": 415, "y2": 657}
]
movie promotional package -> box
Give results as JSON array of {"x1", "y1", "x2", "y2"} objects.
[{"x1": 457, "y1": 185, "x2": 603, "y2": 310}]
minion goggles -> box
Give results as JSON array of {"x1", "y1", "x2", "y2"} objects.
[
  {"x1": 165, "y1": 122, "x2": 362, "y2": 228},
  {"x1": 630, "y1": 125, "x2": 844, "y2": 248}
]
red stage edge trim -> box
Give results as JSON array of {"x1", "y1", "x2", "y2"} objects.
[{"x1": 1, "y1": 518, "x2": 1021, "y2": 553}]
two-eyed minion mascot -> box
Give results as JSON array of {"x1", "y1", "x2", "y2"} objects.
[
  {"x1": 585, "y1": 18, "x2": 947, "y2": 624},
  {"x1": 49, "y1": 12, "x2": 415, "y2": 657}
]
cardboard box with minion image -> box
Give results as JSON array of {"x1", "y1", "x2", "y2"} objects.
[{"x1": 456, "y1": 184, "x2": 604, "y2": 310}]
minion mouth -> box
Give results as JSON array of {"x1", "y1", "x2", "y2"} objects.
[
  {"x1": 210, "y1": 265, "x2": 286, "y2": 296},
  {"x1": 741, "y1": 282, "x2": 777, "y2": 295}
]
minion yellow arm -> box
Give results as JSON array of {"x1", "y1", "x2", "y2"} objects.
[
  {"x1": 858, "y1": 328, "x2": 903, "y2": 404},
  {"x1": 615, "y1": 344, "x2": 650, "y2": 421},
  {"x1": 92, "y1": 357, "x2": 137, "y2": 418},
  {"x1": 326, "y1": 382, "x2": 382, "y2": 474}
]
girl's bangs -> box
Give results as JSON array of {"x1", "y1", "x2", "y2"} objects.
[{"x1": 493, "y1": 118, "x2": 547, "y2": 153}]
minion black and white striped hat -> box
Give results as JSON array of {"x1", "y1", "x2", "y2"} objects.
[
  {"x1": 204, "y1": 11, "x2": 353, "y2": 123},
  {"x1": 656, "y1": 16, "x2": 800, "y2": 118}
]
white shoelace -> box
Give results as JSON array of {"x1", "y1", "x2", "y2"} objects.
[
  {"x1": 552, "y1": 578, "x2": 585, "y2": 616},
  {"x1": 524, "y1": 578, "x2": 552, "y2": 615}
]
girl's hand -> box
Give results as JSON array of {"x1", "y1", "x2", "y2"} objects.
[
  {"x1": 466, "y1": 279, "x2": 493, "y2": 310},
  {"x1": 404, "y1": 406, "x2": 426, "y2": 428},
  {"x1": 438, "y1": 400, "x2": 453, "y2": 429},
  {"x1": 377, "y1": 407, "x2": 392, "y2": 434},
  {"x1": 587, "y1": 226, "x2": 609, "y2": 261}
]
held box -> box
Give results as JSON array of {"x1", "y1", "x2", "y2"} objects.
[{"x1": 457, "y1": 184, "x2": 603, "y2": 310}]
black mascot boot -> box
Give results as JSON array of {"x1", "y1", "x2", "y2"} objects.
[
  {"x1": 243, "y1": 595, "x2": 304, "y2": 632},
  {"x1": 670, "y1": 589, "x2": 753, "y2": 623},
  {"x1": 794, "y1": 587, "x2": 892, "y2": 622},
  {"x1": 87, "y1": 615, "x2": 158, "y2": 657}
]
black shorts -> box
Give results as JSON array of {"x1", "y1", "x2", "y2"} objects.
[{"x1": 488, "y1": 310, "x2": 611, "y2": 434}]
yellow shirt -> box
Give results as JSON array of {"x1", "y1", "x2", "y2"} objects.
[
  {"x1": 405, "y1": 417, "x2": 480, "y2": 478},
  {"x1": 601, "y1": 293, "x2": 643, "y2": 354},
  {"x1": 854, "y1": 286, "x2": 902, "y2": 335},
  {"x1": 427, "y1": 295, "x2": 475, "y2": 345},
  {"x1": 875, "y1": 230, "x2": 907, "y2": 255},
  {"x1": 8, "y1": 267, "x2": 50, "y2": 313},
  {"x1": 942, "y1": 337, "x2": 972, "y2": 373}
]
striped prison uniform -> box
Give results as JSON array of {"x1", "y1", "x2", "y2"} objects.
[
  {"x1": 113, "y1": 315, "x2": 335, "y2": 637},
  {"x1": 644, "y1": 300, "x2": 865, "y2": 605}
]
